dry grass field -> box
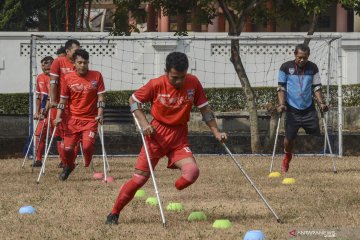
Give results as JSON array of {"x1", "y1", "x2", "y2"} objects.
[{"x1": 1, "y1": 155, "x2": 360, "y2": 240}]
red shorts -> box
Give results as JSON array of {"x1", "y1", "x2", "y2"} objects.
[
  {"x1": 135, "y1": 119, "x2": 193, "y2": 172},
  {"x1": 63, "y1": 117, "x2": 98, "y2": 148}
]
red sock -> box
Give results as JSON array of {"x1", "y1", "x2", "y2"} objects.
[
  {"x1": 175, "y1": 176, "x2": 192, "y2": 190},
  {"x1": 36, "y1": 136, "x2": 45, "y2": 161},
  {"x1": 112, "y1": 174, "x2": 148, "y2": 214},
  {"x1": 57, "y1": 141, "x2": 66, "y2": 166},
  {"x1": 63, "y1": 146, "x2": 76, "y2": 169}
]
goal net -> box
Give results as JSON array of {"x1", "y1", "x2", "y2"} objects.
[{"x1": 28, "y1": 34, "x2": 343, "y2": 156}]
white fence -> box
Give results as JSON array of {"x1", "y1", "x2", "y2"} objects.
[{"x1": 0, "y1": 32, "x2": 359, "y2": 93}]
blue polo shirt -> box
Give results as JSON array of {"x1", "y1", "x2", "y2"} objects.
[{"x1": 278, "y1": 60, "x2": 321, "y2": 110}]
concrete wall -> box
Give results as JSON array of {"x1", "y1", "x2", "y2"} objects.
[{"x1": 1, "y1": 107, "x2": 360, "y2": 157}]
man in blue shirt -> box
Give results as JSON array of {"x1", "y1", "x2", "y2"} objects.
[{"x1": 277, "y1": 44, "x2": 328, "y2": 173}]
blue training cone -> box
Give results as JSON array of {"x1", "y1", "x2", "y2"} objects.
[
  {"x1": 19, "y1": 206, "x2": 36, "y2": 214},
  {"x1": 243, "y1": 230, "x2": 265, "y2": 240}
]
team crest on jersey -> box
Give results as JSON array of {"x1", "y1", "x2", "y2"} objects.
[
  {"x1": 187, "y1": 89, "x2": 195, "y2": 100},
  {"x1": 91, "y1": 80, "x2": 97, "y2": 89},
  {"x1": 289, "y1": 68, "x2": 295, "y2": 75}
]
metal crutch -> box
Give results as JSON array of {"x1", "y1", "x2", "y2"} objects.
[
  {"x1": 320, "y1": 111, "x2": 337, "y2": 173},
  {"x1": 36, "y1": 126, "x2": 57, "y2": 183},
  {"x1": 22, "y1": 120, "x2": 40, "y2": 168},
  {"x1": 222, "y1": 143, "x2": 282, "y2": 223},
  {"x1": 132, "y1": 113, "x2": 166, "y2": 228},
  {"x1": 269, "y1": 113, "x2": 282, "y2": 173},
  {"x1": 98, "y1": 124, "x2": 108, "y2": 182},
  {"x1": 98, "y1": 125, "x2": 110, "y2": 172}
]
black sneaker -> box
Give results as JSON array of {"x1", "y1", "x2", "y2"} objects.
[
  {"x1": 105, "y1": 213, "x2": 119, "y2": 225},
  {"x1": 59, "y1": 166, "x2": 74, "y2": 181},
  {"x1": 31, "y1": 161, "x2": 42, "y2": 167},
  {"x1": 58, "y1": 161, "x2": 64, "y2": 168}
]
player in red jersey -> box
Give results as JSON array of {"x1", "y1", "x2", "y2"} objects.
[
  {"x1": 32, "y1": 56, "x2": 54, "y2": 167},
  {"x1": 49, "y1": 39, "x2": 81, "y2": 168},
  {"x1": 105, "y1": 52, "x2": 228, "y2": 224},
  {"x1": 54, "y1": 49, "x2": 105, "y2": 181}
]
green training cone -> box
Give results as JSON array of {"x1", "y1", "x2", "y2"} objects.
[
  {"x1": 166, "y1": 202, "x2": 184, "y2": 212},
  {"x1": 145, "y1": 197, "x2": 158, "y2": 206},
  {"x1": 135, "y1": 189, "x2": 146, "y2": 198},
  {"x1": 212, "y1": 219, "x2": 232, "y2": 229},
  {"x1": 187, "y1": 211, "x2": 207, "y2": 221}
]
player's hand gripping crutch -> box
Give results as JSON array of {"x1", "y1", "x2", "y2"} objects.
[
  {"x1": 132, "y1": 113, "x2": 166, "y2": 228},
  {"x1": 320, "y1": 111, "x2": 337, "y2": 173},
  {"x1": 36, "y1": 126, "x2": 57, "y2": 183},
  {"x1": 269, "y1": 112, "x2": 282, "y2": 173},
  {"x1": 222, "y1": 143, "x2": 283, "y2": 223},
  {"x1": 22, "y1": 120, "x2": 40, "y2": 168}
]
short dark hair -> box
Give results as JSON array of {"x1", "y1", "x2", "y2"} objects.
[
  {"x1": 40, "y1": 56, "x2": 54, "y2": 64},
  {"x1": 294, "y1": 44, "x2": 310, "y2": 55},
  {"x1": 73, "y1": 49, "x2": 89, "y2": 61},
  {"x1": 165, "y1": 52, "x2": 189, "y2": 72},
  {"x1": 56, "y1": 46, "x2": 66, "y2": 55},
  {"x1": 65, "y1": 39, "x2": 80, "y2": 50}
]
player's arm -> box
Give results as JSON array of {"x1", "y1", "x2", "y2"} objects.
[
  {"x1": 199, "y1": 105, "x2": 227, "y2": 142},
  {"x1": 129, "y1": 96, "x2": 155, "y2": 135},
  {"x1": 312, "y1": 66, "x2": 328, "y2": 112},
  {"x1": 277, "y1": 83, "x2": 287, "y2": 113},
  {"x1": 313, "y1": 85, "x2": 328, "y2": 112},
  {"x1": 96, "y1": 94, "x2": 105, "y2": 124},
  {"x1": 34, "y1": 93, "x2": 41, "y2": 120},
  {"x1": 54, "y1": 97, "x2": 67, "y2": 126},
  {"x1": 50, "y1": 75, "x2": 59, "y2": 107}
]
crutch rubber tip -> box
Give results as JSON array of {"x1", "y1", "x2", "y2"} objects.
[
  {"x1": 277, "y1": 219, "x2": 283, "y2": 224},
  {"x1": 333, "y1": 171, "x2": 337, "y2": 174}
]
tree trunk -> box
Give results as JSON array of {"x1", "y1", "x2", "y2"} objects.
[
  {"x1": 263, "y1": 103, "x2": 278, "y2": 152},
  {"x1": 176, "y1": 13, "x2": 187, "y2": 32},
  {"x1": 230, "y1": 39, "x2": 261, "y2": 153},
  {"x1": 304, "y1": 12, "x2": 319, "y2": 46},
  {"x1": 86, "y1": 0, "x2": 92, "y2": 31},
  {"x1": 191, "y1": 6, "x2": 202, "y2": 32}
]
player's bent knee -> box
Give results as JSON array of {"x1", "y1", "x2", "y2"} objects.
[
  {"x1": 132, "y1": 173, "x2": 149, "y2": 187},
  {"x1": 175, "y1": 163, "x2": 200, "y2": 190}
]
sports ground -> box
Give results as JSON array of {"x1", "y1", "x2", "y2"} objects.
[{"x1": 1, "y1": 155, "x2": 359, "y2": 239}]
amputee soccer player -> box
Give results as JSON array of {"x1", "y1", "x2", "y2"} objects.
[
  {"x1": 54, "y1": 49, "x2": 105, "y2": 181},
  {"x1": 105, "y1": 52, "x2": 228, "y2": 225},
  {"x1": 49, "y1": 39, "x2": 81, "y2": 168},
  {"x1": 33, "y1": 56, "x2": 54, "y2": 167},
  {"x1": 277, "y1": 44, "x2": 328, "y2": 173}
]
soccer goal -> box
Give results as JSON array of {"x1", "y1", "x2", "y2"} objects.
[{"x1": 27, "y1": 33, "x2": 343, "y2": 156}]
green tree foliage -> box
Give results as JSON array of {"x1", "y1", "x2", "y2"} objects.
[{"x1": 0, "y1": 0, "x2": 48, "y2": 30}]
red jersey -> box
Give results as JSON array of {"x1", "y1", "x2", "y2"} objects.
[
  {"x1": 132, "y1": 74, "x2": 208, "y2": 126},
  {"x1": 61, "y1": 70, "x2": 106, "y2": 120},
  {"x1": 49, "y1": 56, "x2": 75, "y2": 101},
  {"x1": 35, "y1": 73, "x2": 50, "y2": 97}
]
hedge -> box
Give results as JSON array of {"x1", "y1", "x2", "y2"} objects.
[{"x1": 1, "y1": 85, "x2": 360, "y2": 115}]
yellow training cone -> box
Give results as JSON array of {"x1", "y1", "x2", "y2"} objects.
[
  {"x1": 268, "y1": 171, "x2": 281, "y2": 178},
  {"x1": 282, "y1": 178, "x2": 296, "y2": 185}
]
